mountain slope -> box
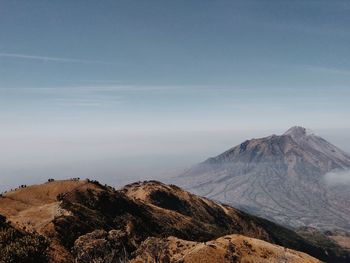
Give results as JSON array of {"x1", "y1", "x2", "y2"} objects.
[
  {"x1": 176, "y1": 126, "x2": 350, "y2": 231},
  {"x1": 131, "y1": 235, "x2": 321, "y2": 263},
  {"x1": 0, "y1": 179, "x2": 347, "y2": 262}
]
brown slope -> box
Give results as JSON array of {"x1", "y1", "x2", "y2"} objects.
[
  {"x1": 0, "y1": 180, "x2": 91, "y2": 233},
  {"x1": 0, "y1": 179, "x2": 101, "y2": 263},
  {"x1": 131, "y1": 234, "x2": 321, "y2": 263},
  {"x1": 0, "y1": 179, "x2": 347, "y2": 262}
]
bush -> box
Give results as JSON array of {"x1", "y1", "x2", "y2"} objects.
[{"x1": 0, "y1": 225, "x2": 49, "y2": 263}]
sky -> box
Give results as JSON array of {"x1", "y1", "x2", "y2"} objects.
[{"x1": 1, "y1": 0, "x2": 350, "y2": 190}]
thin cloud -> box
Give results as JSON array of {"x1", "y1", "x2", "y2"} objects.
[
  {"x1": 0, "y1": 52, "x2": 116, "y2": 65},
  {"x1": 303, "y1": 65, "x2": 350, "y2": 76},
  {"x1": 0, "y1": 85, "x2": 243, "y2": 92}
]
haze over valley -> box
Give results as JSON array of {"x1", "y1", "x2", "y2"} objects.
[{"x1": 1, "y1": 126, "x2": 350, "y2": 192}]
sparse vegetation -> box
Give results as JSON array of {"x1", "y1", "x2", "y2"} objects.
[{"x1": 0, "y1": 215, "x2": 49, "y2": 263}]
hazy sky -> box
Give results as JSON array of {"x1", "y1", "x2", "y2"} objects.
[{"x1": 1, "y1": 1, "x2": 350, "y2": 190}]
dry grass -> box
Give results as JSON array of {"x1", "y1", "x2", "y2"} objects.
[
  {"x1": 0, "y1": 179, "x2": 96, "y2": 233},
  {"x1": 131, "y1": 234, "x2": 322, "y2": 263}
]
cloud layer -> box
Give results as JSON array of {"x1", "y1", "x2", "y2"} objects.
[{"x1": 324, "y1": 169, "x2": 350, "y2": 185}]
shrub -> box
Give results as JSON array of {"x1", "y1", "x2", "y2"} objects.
[{"x1": 0, "y1": 223, "x2": 49, "y2": 263}]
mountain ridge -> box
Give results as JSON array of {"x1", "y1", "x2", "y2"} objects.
[{"x1": 0, "y1": 179, "x2": 348, "y2": 262}]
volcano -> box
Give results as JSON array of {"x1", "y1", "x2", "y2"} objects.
[{"x1": 177, "y1": 126, "x2": 350, "y2": 231}]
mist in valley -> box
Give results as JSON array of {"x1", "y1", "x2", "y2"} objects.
[{"x1": 1, "y1": 126, "x2": 350, "y2": 192}]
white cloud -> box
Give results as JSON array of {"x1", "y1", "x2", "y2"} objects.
[
  {"x1": 0, "y1": 52, "x2": 115, "y2": 65},
  {"x1": 324, "y1": 169, "x2": 350, "y2": 185},
  {"x1": 303, "y1": 65, "x2": 350, "y2": 76}
]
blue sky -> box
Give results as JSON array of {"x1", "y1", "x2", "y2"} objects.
[{"x1": 0, "y1": 0, "x2": 350, "y2": 189}]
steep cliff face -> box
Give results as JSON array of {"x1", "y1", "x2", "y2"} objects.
[
  {"x1": 0, "y1": 179, "x2": 347, "y2": 262},
  {"x1": 177, "y1": 127, "x2": 350, "y2": 231}
]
